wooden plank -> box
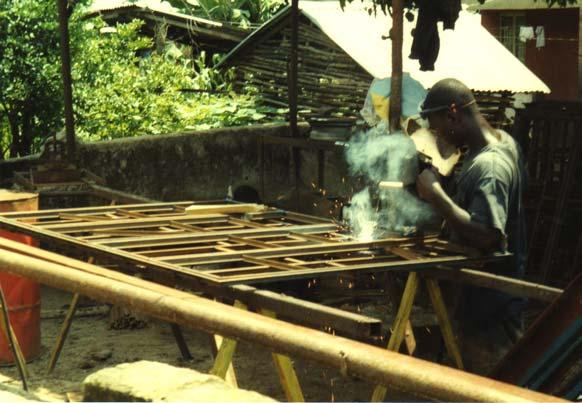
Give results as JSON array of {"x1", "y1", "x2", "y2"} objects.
[
  {"x1": 185, "y1": 204, "x2": 267, "y2": 215},
  {"x1": 210, "y1": 301, "x2": 246, "y2": 379},
  {"x1": 371, "y1": 272, "x2": 419, "y2": 402},
  {"x1": 423, "y1": 266, "x2": 562, "y2": 303},
  {"x1": 425, "y1": 278, "x2": 464, "y2": 370},
  {"x1": 211, "y1": 334, "x2": 238, "y2": 387},
  {"x1": 260, "y1": 308, "x2": 305, "y2": 402}
]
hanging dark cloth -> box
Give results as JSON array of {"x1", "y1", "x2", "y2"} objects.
[{"x1": 409, "y1": 0, "x2": 461, "y2": 71}]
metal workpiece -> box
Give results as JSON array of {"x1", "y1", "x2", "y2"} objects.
[
  {"x1": 0, "y1": 238, "x2": 564, "y2": 403},
  {"x1": 0, "y1": 202, "x2": 507, "y2": 285}
]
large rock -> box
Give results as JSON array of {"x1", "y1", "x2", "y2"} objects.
[{"x1": 83, "y1": 361, "x2": 276, "y2": 402}]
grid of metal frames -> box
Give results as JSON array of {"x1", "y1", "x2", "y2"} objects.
[{"x1": 0, "y1": 201, "x2": 507, "y2": 285}]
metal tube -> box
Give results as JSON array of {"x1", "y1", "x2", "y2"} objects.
[
  {"x1": 57, "y1": 0, "x2": 76, "y2": 161},
  {"x1": 0, "y1": 239, "x2": 562, "y2": 402}
]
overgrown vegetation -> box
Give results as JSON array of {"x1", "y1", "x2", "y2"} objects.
[
  {"x1": 0, "y1": 0, "x2": 283, "y2": 157},
  {"x1": 72, "y1": 18, "x2": 280, "y2": 141},
  {"x1": 170, "y1": 0, "x2": 287, "y2": 28},
  {"x1": 0, "y1": 0, "x2": 62, "y2": 157}
]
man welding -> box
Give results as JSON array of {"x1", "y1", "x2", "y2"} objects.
[{"x1": 415, "y1": 78, "x2": 526, "y2": 374}]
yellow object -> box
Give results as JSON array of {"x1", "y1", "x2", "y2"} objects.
[
  {"x1": 185, "y1": 204, "x2": 266, "y2": 215},
  {"x1": 371, "y1": 93, "x2": 390, "y2": 123}
]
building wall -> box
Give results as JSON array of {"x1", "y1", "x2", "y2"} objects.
[
  {"x1": 74, "y1": 123, "x2": 352, "y2": 217},
  {"x1": 481, "y1": 9, "x2": 579, "y2": 101}
]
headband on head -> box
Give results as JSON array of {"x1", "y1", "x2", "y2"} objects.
[{"x1": 419, "y1": 99, "x2": 476, "y2": 119}]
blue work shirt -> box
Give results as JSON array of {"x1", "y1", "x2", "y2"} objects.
[{"x1": 449, "y1": 130, "x2": 527, "y2": 334}]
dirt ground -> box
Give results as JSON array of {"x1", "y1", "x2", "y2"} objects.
[{"x1": 0, "y1": 285, "x2": 430, "y2": 402}]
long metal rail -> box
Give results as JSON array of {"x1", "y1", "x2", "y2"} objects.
[{"x1": 0, "y1": 237, "x2": 563, "y2": 403}]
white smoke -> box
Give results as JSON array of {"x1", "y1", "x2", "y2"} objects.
[
  {"x1": 343, "y1": 124, "x2": 437, "y2": 240},
  {"x1": 342, "y1": 188, "x2": 377, "y2": 242}
]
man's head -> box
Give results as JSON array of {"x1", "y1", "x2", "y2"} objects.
[{"x1": 420, "y1": 78, "x2": 478, "y2": 147}]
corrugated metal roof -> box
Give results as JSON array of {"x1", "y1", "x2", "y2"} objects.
[
  {"x1": 299, "y1": 1, "x2": 550, "y2": 93},
  {"x1": 469, "y1": 0, "x2": 579, "y2": 11},
  {"x1": 85, "y1": 0, "x2": 247, "y2": 39},
  {"x1": 88, "y1": 0, "x2": 178, "y2": 14}
]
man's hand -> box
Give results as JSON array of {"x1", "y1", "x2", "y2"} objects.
[{"x1": 416, "y1": 168, "x2": 443, "y2": 203}]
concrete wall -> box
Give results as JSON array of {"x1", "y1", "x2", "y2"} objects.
[{"x1": 75, "y1": 123, "x2": 353, "y2": 217}]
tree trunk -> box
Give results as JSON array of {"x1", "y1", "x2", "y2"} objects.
[
  {"x1": 8, "y1": 112, "x2": 21, "y2": 158},
  {"x1": 21, "y1": 111, "x2": 33, "y2": 156}
]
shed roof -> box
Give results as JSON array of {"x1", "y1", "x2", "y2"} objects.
[
  {"x1": 85, "y1": 0, "x2": 247, "y2": 44},
  {"x1": 220, "y1": 1, "x2": 550, "y2": 94}
]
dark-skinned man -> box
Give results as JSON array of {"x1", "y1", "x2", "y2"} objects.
[{"x1": 416, "y1": 78, "x2": 526, "y2": 375}]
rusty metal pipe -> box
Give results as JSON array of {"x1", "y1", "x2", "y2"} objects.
[{"x1": 0, "y1": 242, "x2": 562, "y2": 402}]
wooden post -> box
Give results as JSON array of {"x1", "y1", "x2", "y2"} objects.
[
  {"x1": 288, "y1": 0, "x2": 299, "y2": 137},
  {"x1": 289, "y1": 0, "x2": 301, "y2": 209},
  {"x1": 579, "y1": 8, "x2": 582, "y2": 101},
  {"x1": 57, "y1": 0, "x2": 76, "y2": 161},
  {"x1": 389, "y1": 0, "x2": 404, "y2": 132}
]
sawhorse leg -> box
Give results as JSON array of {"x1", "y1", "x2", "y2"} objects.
[
  {"x1": 371, "y1": 272, "x2": 419, "y2": 402},
  {"x1": 0, "y1": 285, "x2": 28, "y2": 391},
  {"x1": 210, "y1": 302, "x2": 305, "y2": 402},
  {"x1": 170, "y1": 324, "x2": 192, "y2": 361},
  {"x1": 48, "y1": 292, "x2": 80, "y2": 374},
  {"x1": 371, "y1": 272, "x2": 464, "y2": 402},
  {"x1": 210, "y1": 300, "x2": 246, "y2": 385},
  {"x1": 259, "y1": 308, "x2": 304, "y2": 402},
  {"x1": 425, "y1": 277, "x2": 463, "y2": 370},
  {"x1": 49, "y1": 257, "x2": 96, "y2": 374}
]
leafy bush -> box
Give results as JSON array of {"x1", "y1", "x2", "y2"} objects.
[
  {"x1": 193, "y1": 0, "x2": 286, "y2": 28},
  {"x1": 0, "y1": 0, "x2": 62, "y2": 157},
  {"x1": 72, "y1": 18, "x2": 281, "y2": 141}
]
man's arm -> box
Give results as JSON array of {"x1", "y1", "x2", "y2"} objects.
[{"x1": 416, "y1": 169, "x2": 505, "y2": 251}]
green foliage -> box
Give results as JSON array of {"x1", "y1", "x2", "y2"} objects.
[
  {"x1": 178, "y1": 93, "x2": 282, "y2": 131},
  {"x1": 193, "y1": 0, "x2": 287, "y2": 28},
  {"x1": 72, "y1": 17, "x2": 279, "y2": 141},
  {"x1": 0, "y1": 0, "x2": 62, "y2": 158}
]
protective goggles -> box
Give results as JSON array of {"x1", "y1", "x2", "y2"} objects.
[{"x1": 419, "y1": 99, "x2": 476, "y2": 119}]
